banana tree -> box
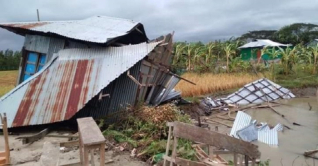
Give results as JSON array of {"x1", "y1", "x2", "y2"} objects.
[
  {"x1": 263, "y1": 46, "x2": 281, "y2": 80},
  {"x1": 278, "y1": 46, "x2": 298, "y2": 75},
  {"x1": 223, "y1": 43, "x2": 236, "y2": 72},
  {"x1": 173, "y1": 43, "x2": 187, "y2": 65},
  {"x1": 206, "y1": 42, "x2": 216, "y2": 64},
  {"x1": 185, "y1": 43, "x2": 196, "y2": 71},
  {"x1": 310, "y1": 44, "x2": 318, "y2": 74}
]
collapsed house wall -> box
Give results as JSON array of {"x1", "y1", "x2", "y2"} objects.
[{"x1": 74, "y1": 61, "x2": 141, "y2": 121}]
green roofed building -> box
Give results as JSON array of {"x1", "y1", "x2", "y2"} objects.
[{"x1": 239, "y1": 39, "x2": 291, "y2": 61}]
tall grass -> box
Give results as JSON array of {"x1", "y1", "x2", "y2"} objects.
[
  {"x1": 175, "y1": 73, "x2": 262, "y2": 97},
  {"x1": 0, "y1": 70, "x2": 18, "y2": 97}
]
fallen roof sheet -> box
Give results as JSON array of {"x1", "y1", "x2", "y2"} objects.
[
  {"x1": 239, "y1": 39, "x2": 291, "y2": 49},
  {"x1": 258, "y1": 130, "x2": 278, "y2": 146},
  {"x1": 0, "y1": 16, "x2": 146, "y2": 44},
  {"x1": 230, "y1": 111, "x2": 280, "y2": 146},
  {"x1": 224, "y1": 78, "x2": 295, "y2": 105},
  {"x1": 0, "y1": 42, "x2": 159, "y2": 128},
  {"x1": 230, "y1": 111, "x2": 252, "y2": 138}
]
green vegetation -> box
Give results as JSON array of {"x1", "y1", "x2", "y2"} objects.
[
  {"x1": 172, "y1": 39, "x2": 318, "y2": 93},
  {"x1": 0, "y1": 49, "x2": 21, "y2": 71},
  {"x1": 100, "y1": 104, "x2": 195, "y2": 163}
]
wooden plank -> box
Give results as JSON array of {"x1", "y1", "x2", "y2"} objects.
[
  {"x1": 45, "y1": 135, "x2": 78, "y2": 139},
  {"x1": 59, "y1": 161, "x2": 81, "y2": 166},
  {"x1": 207, "y1": 119, "x2": 232, "y2": 128},
  {"x1": 60, "y1": 140, "x2": 79, "y2": 148},
  {"x1": 304, "y1": 149, "x2": 318, "y2": 156},
  {"x1": 77, "y1": 117, "x2": 105, "y2": 146},
  {"x1": 172, "y1": 122, "x2": 260, "y2": 159},
  {"x1": 16, "y1": 128, "x2": 50, "y2": 144}
]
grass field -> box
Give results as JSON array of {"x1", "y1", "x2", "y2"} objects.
[
  {"x1": 175, "y1": 72, "x2": 262, "y2": 97},
  {"x1": 0, "y1": 70, "x2": 18, "y2": 97}
]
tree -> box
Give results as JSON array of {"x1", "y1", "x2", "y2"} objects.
[
  {"x1": 223, "y1": 43, "x2": 236, "y2": 73},
  {"x1": 273, "y1": 23, "x2": 318, "y2": 45}
]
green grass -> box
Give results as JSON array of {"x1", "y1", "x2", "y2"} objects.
[
  {"x1": 274, "y1": 65, "x2": 318, "y2": 89},
  {"x1": 0, "y1": 70, "x2": 18, "y2": 97}
]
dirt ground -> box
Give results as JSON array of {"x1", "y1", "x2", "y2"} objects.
[{"x1": 0, "y1": 132, "x2": 147, "y2": 166}]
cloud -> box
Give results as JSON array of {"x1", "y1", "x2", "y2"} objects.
[{"x1": 0, "y1": 0, "x2": 318, "y2": 50}]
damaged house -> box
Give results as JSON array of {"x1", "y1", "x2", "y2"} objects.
[{"x1": 0, "y1": 16, "x2": 188, "y2": 128}]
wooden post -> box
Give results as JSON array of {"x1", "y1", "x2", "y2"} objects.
[
  {"x1": 170, "y1": 136, "x2": 178, "y2": 166},
  {"x1": 163, "y1": 124, "x2": 172, "y2": 166},
  {"x1": 90, "y1": 150, "x2": 95, "y2": 166},
  {"x1": 239, "y1": 155, "x2": 243, "y2": 166},
  {"x1": 234, "y1": 153, "x2": 238, "y2": 166},
  {"x1": 100, "y1": 143, "x2": 105, "y2": 166},
  {"x1": 84, "y1": 147, "x2": 89, "y2": 166},
  {"x1": 3, "y1": 113, "x2": 10, "y2": 164},
  {"x1": 245, "y1": 155, "x2": 249, "y2": 166},
  {"x1": 78, "y1": 128, "x2": 83, "y2": 165},
  {"x1": 37, "y1": 9, "x2": 40, "y2": 21}
]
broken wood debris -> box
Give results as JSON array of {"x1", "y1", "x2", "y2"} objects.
[
  {"x1": 303, "y1": 149, "x2": 318, "y2": 160},
  {"x1": 16, "y1": 128, "x2": 50, "y2": 144},
  {"x1": 163, "y1": 122, "x2": 260, "y2": 166}
]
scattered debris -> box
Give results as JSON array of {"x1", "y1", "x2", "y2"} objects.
[
  {"x1": 308, "y1": 102, "x2": 312, "y2": 110},
  {"x1": 16, "y1": 128, "x2": 50, "y2": 144},
  {"x1": 201, "y1": 78, "x2": 295, "y2": 112},
  {"x1": 130, "y1": 148, "x2": 137, "y2": 157},
  {"x1": 303, "y1": 149, "x2": 318, "y2": 160},
  {"x1": 163, "y1": 122, "x2": 260, "y2": 166},
  {"x1": 230, "y1": 111, "x2": 283, "y2": 146}
]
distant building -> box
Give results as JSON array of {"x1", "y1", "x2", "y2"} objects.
[
  {"x1": 305, "y1": 39, "x2": 318, "y2": 47},
  {"x1": 238, "y1": 39, "x2": 291, "y2": 61}
]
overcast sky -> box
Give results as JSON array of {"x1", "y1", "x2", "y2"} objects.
[{"x1": 0, "y1": 0, "x2": 318, "y2": 50}]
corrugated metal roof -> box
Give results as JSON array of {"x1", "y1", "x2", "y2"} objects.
[
  {"x1": 225, "y1": 78, "x2": 295, "y2": 105},
  {"x1": 239, "y1": 39, "x2": 291, "y2": 49},
  {"x1": 0, "y1": 42, "x2": 159, "y2": 128},
  {"x1": 0, "y1": 16, "x2": 146, "y2": 44},
  {"x1": 230, "y1": 111, "x2": 252, "y2": 138},
  {"x1": 258, "y1": 130, "x2": 278, "y2": 146}
]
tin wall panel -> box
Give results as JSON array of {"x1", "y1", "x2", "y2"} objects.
[
  {"x1": 24, "y1": 34, "x2": 50, "y2": 54},
  {"x1": 0, "y1": 42, "x2": 159, "y2": 128}
]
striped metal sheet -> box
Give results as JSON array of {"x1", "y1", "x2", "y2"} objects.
[
  {"x1": 0, "y1": 42, "x2": 159, "y2": 128},
  {"x1": 0, "y1": 16, "x2": 146, "y2": 44},
  {"x1": 258, "y1": 130, "x2": 278, "y2": 146},
  {"x1": 272, "y1": 123, "x2": 284, "y2": 132},
  {"x1": 230, "y1": 111, "x2": 252, "y2": 138}
]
